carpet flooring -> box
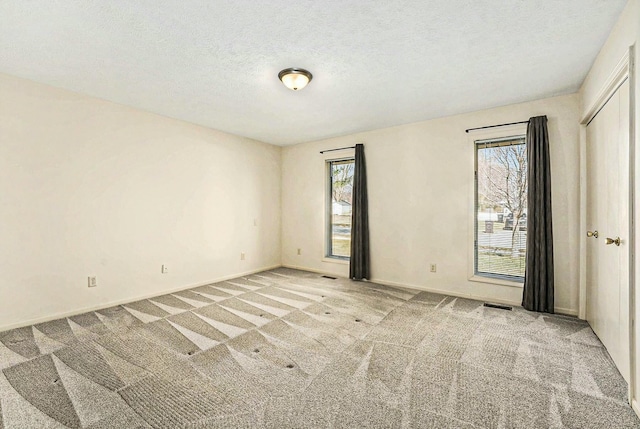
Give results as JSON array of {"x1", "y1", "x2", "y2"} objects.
[{"x1": 0, "y1": 268, "x2": 638, "y2": 428}]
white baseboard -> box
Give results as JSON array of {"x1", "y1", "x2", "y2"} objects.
[
  {"x1": 633, "y1": 399, "x2": 640, "y2": 419},
  {"x1": 0, "y1": 264, "x2": 281, "y2": 332},
  {"x1": 5, "y1": 263, "x2": 578, "y2": 333},
  {"x1": 554, "y1": 307, "x2": 579, "y2": 317},
  {"x1": 369, "y1": 276, "x2": 523, "y2": 308},
  {"x1": 282, "y1": 264, "x2": 341, "y2": 276},
  {"x1": 282, "y1": 264, "x2": 579, "y2": 316},
  {"x1": 371, "y1": 277, "x2": 579, "y2": 317}
]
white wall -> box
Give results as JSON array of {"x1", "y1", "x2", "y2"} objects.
[
  {"x1": 581, "y1": 0, "x2": 639, "y2": 114},
  {"x1": 579, "y1": 0, "x2": 640, "y2": 414},
  {"x1": 0, "y1": 73, "x2": 282, "y2": 330},
  {"x1": 282, "y1": 94, "x2": 580, "y2": 314}
]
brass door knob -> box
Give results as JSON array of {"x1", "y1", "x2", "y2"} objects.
[
  {"x1": 605, "y1": 237, "x2": 621, "y2": 246},
  {"x1": 587, "y1": 230, "x2": 598, "y2": 238}
]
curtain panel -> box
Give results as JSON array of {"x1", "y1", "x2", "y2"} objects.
[
  {"x1": 522, "y1": 115, "x2": 555, "y2": 313},
  {"x1": 349, "y1": 144, "x2": 370, "y2": 280}
]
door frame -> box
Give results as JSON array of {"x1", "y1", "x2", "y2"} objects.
[{"x1": 579, "y1": 46, "x2": 636, "y2": 405}]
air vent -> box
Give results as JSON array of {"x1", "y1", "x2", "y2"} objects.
[
  {"x1": 321, "y1": 275, "x2": 337, "y2": 280},
  {"x1": 483, "y1": 303, "x2": 513, "y2": 311}
]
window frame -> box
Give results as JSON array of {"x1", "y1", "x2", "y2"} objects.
[
  {"x1": 325, "y1": 156, "x2": 355, "y2": 261},
  {"x1": 467, "y1": 123, "x2": 528, "y2": 288}
]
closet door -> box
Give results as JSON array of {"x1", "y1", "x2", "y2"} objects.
[{"x1": 585, "y1": 79, "x2": 630, "y2": 381}]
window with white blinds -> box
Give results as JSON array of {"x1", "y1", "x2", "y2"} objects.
[
  {"x1": 326, "y1": 158, "x2": 355, "y2": 259},
  {"x1": 474, "y1": 136, "x2": 527, "y2": 281}
]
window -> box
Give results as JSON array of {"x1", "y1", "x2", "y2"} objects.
[
  {"x1": 475, "y1": 136, "x2": 527, "y2": 281},
  {"x1": 326, "y1": 158, "x2": 355, "y2": 259}
]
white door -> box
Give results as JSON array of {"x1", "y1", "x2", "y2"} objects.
[{"x1": 586, "y1": 79, "x2": 630, "y2": 381}]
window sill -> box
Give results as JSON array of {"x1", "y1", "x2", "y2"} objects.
[
  {"x1": 469, "y1": 275, "x2": 523, "y2": 288},
  {"x1": 322, "y1": 257, "x2": 349, "y2": 265}
]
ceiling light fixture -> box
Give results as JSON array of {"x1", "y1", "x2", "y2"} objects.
[{"x1": 278, "y1": 68, "x2": 313, "y2": 91}]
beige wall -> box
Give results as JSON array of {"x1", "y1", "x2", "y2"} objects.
[
  {"x1": 282, "y1": 94, "x2": 580, "y2": 314},
  {"x1": 0, "y1": 73, "x2": 282, "y2": 330},
  {"x1": 581, "y1": 0, "x2": 638, "y2": 115}
]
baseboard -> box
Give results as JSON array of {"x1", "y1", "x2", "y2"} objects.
[
  {"x1": 282, "y1": 264, "x2": 341, "y2": 276},
  {"x1": 0, "y1": 264, "x2": 281, "y2": 333},
  {"x1": 368, "y1": 276, "x2": 524, "y2": 309},
  {"x1": 633, "y1": 399, "x2": 640, "y2": 419},
  {"x1": 282, "y1": 264, "x2": 578, "y2": 316},
  {"x1": 282, "y1": 264, "x2": 522, "y2": 307},
  {"x1": 554, "y1": 306, "x2": 579, "y2": 317},
  {"x1": 372, "y1": 277, "x2": 579, "y2": 316}
]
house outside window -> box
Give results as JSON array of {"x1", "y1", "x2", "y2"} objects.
[
  {"x1": 474, "y1": 135, "x2": 527, "y2": 281},
  {"x1": 326, "y1": 158, "x2": 354, "y2": 259}
]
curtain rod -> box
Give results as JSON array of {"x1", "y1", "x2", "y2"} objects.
[
  {"x1": 465, "y1": 120, "x2": 529, "y2": 133},
  {"x1": 319, "y1": 146, "x2": 355, "y2": 154}
]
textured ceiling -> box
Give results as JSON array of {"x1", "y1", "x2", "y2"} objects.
[{"x1": 0, "y1": 1, "x2": 628, "y2": 145}]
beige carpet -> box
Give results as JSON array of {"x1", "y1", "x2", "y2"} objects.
[{"x1": 0, "y1": 268, "x2": 638, "y2": 428}]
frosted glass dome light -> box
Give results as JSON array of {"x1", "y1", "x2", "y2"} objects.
[{"x1": 278, "y1": 68, "x2": 313, "y2": 91}]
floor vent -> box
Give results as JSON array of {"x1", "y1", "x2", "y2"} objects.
[
  {"x1": 321, "y1": 275, "x2": 337, "y2": 280},
  {"x1": 483, "y1": 303, "x2": 513, "y2": 311}
]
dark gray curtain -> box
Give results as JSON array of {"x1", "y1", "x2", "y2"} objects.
[
  {"x1": 522, "y1": 116, "x2": 554, "y2": 313},
  {"x1": 349, "y1": 144, "x2": 370, "y2": 280}
]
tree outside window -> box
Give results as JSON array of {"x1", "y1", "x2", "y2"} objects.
[
  {"x1": 327, "y1": 159, "x2": 354, "y2": 258},
  {"x1": 475, "y1": 137, "x2": 527, "y2": 279}
]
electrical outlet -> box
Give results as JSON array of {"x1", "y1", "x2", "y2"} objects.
[
  {"x1": 297, "y1": 248, "x2": 302, "y2": 255},
  {"x1": 430, "y1": 264, "x2": 437, "y2": 273},
  {"x1": 241, "y1": 252, "x2": 245, "y2": 260},
  {"x1": 161, "y1": 265, "x2": 168, "y2": 274},
  {"x1": 88, "y1": 276, "x2": 97, "y2": 288}
]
